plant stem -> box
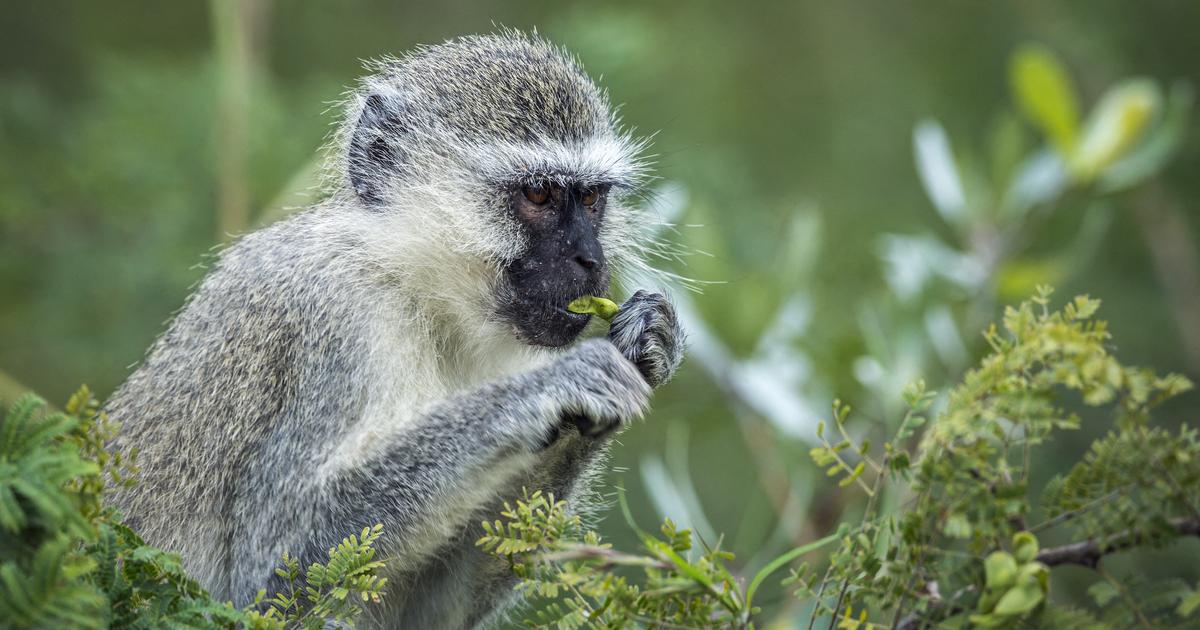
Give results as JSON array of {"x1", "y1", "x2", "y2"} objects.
[
  {"x1": 1028, "y1": 489, "x2": 1121, "y2": 533},
  {"x1": 210, "y1": 0, "x2": 269, "y2": 241},
  {"x1": 536, "y1": 545, "x2": 674, "y2": 571},
  {"x1": 827, "y1": 455, "x2": 889, "y2": 628},
  {"x1": 744, "y1": 531, "x2": 842, "y2": 612},
  {"x1": 1098, "y1": 565, "x2": 1152, "y2": 630},
  {"x1": 1034, "y1": 517, "x2": 1200, "y2": 568}
]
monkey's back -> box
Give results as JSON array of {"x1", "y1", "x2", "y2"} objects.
[{"x1": 106, "y1": 208, "x2": 374, "y2": 595}]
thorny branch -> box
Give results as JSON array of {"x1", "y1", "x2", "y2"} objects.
[
  {"x1": 895, "y1": 518, "x2": 1200, "y2": 629},
  {"x1": 1034, "y1": 517, "x2": 1200, "y2": 569}
]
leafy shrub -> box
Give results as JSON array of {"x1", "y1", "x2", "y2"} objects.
[
  {"x1": 4, "y1": 289, "x2": 1197, "y2": 629},
  {"x1": 480, "y1": 289, "x2": 1200, "y2": 629},
  {"x1": 0, "y1": 388, "x2": 386, "y2": 629}
]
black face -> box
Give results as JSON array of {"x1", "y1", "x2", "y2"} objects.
[{"x1": 497, "y1": 179, "x2": 611, "y2": 347}]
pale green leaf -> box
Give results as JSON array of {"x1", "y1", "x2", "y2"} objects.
[{"x1": 1010, "y1": 43, "x2": 1080, "y2": 156}]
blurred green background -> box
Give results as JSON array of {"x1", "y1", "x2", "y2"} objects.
[{"x1": 3, "y1": 0, "x2": 1199, "y2": 624}]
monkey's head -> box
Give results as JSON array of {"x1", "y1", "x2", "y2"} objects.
[{"x1": 336, "y1": 32, "x2": 650, "y2": 348}]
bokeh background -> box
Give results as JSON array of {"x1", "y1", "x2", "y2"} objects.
[{"x1": 3, "y1": 1, "x2": 1199, "y2": 624}]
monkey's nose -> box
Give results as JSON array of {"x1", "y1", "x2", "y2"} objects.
[{"x1": 572, "y1": 253, "x2": 599, "y2": 270}]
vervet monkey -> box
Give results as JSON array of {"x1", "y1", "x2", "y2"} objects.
[{"x1": 108, "y1": 31, "x2": 684, "y2": 628}]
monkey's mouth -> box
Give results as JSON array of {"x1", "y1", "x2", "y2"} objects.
[
  {"x1": 494, "y1": 266, "x2": 609, "y2": 347},
  {"x1": 549, "y1": 298, "x2": 597, "y2": 327},
  {"x1": 557, "y1": 306, "x2": 591, "y2": 321},
  {"x1": 507, "y1": 305, "x2": 589, "y2": 347},
  {"x1": 492, "y1": 291, "x2": 595, "y2": 348}
]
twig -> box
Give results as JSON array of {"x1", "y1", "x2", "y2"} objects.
[
  {"x1": 1098, "y1": 565, "x2": 1152, "y2": 630},
  {"x1": 535, "y1": 544, "x2": 674, "y2": 571},
  {"x1": 1157, "y1": 465, "x2": 1200, "y2": 522},
  {"x1": 895, "y1": 604, "x2": 962, "y2": 630},
  {"x1": 1034, "y1": 517, "x2": 1200, "y2": 568},
  {"x1": 1028, "y1": 489, "x2": 1121, "y2": 533},
  {"x1": 628, "y1": 614, "x2": 698, "y2": 630},
  {"x1": 894, "y1": 518, "x2": 1200, "y2": 629},
  {"x1": 827, "y1": 455, "x2": 889, "y2": 628},
  {"x1": 805, "y1": 564, "x2": 836, "y2": 630}
]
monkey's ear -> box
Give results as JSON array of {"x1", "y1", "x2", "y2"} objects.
[{"x1": 348, "y1": 93, "x2": 407, "y2": 205}]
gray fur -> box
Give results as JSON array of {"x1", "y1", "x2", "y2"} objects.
[
  {"x1": 609, "y1": 290, "x2": 686, "y2": 388},
  {"x1": 106, "y1": 31, "x2": 683, "y2": 628}
]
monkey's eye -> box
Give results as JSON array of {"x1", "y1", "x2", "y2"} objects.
[
  {"x1": 580, "y1": 187, "x2": 600, "y2": 206},
  {"x1": 523, "y1": 183, "x2": 550, "y2": 205}
]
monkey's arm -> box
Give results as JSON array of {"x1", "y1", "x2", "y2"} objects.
[
  {"x1": 503, "y1": 290, "x2": 686, "y2": 504},
  {"x1": 457, "y1": 290, "x2": 687, "y2": 625},
  {"x1": 229, "y1": 337, "x2": 649, "y2": 600},
  {"x1": 489, "y1": 290, "x2": 686, "y2": 507}
]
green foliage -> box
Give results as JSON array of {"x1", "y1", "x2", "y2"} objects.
[
  {"x1": 476, "y1": 489, "x2": 817, "y2": 628},
  {"x1": 1007, "y1": 44, "x2": 1177, "y2": 190},
  {"x1": 88, "y1": 521, "x2": 261, "y2": 629},
  {"x1": 1010, "y1": 43, "x2": 1080, "y2": 156},
  {"x1": 1, "y1": 390, "x2": 115, "y2": 628},
  {"x1": 914, "y1": 289, "x2": 1186, "y2": 548},
  {"x1": 2, "y1": 15, "x2": 1198, "y2": 628},
  {"x1": 1087, "y1": 576, "x2": 1197, "y2": 629},
  {"x1": 864, "y1": 41, "x2": 1190, "y2": 444},
  {"x1": 0, "y1": 388, "x2": 387, "y2": 629},
  {"x1": 482, "y1": 291, "x2": 1199, "y2": 629},
  {"x1": 257, "y1": 525, "x2": 388, "y2": 629},
  {"x1": 805, "y1": 290, "x2": 1196, "y2": 629},
  {"x1": 969, "y1": 533, "x2": 1048, "y2": 628},
  {"x1": 1043, "y1": 424, "x2": 1200, "y2": 547}
]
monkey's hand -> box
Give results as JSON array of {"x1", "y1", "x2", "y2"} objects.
[
  {"x1": 607, "y1": 290, "x2": 685, "y2": 388},
  {"x1": 549, "y1": 338, "x2": 652, "y2": 439}
]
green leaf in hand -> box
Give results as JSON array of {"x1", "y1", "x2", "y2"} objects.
[{"x1": 567, "y1": 296, "x2": 619, "y2": 322}]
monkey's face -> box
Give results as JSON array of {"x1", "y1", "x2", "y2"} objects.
[{"x1": 496, "y1": 179, "x2": 612, "y2": 347}]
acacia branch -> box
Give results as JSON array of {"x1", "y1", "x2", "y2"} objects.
[
  {"x1": 895, "y1": 518, "x2": 1200, "y2": 629},
  {"x1": 1034, "y1": 517, "x2": 1200, "y2": 568},
  {"x1": 534, "y1": 544, "x2": 674, "y2": 571}
]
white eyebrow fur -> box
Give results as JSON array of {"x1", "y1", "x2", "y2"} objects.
[{"x1": 469, "y1": 133, "x2": 650, "y2": 190}]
